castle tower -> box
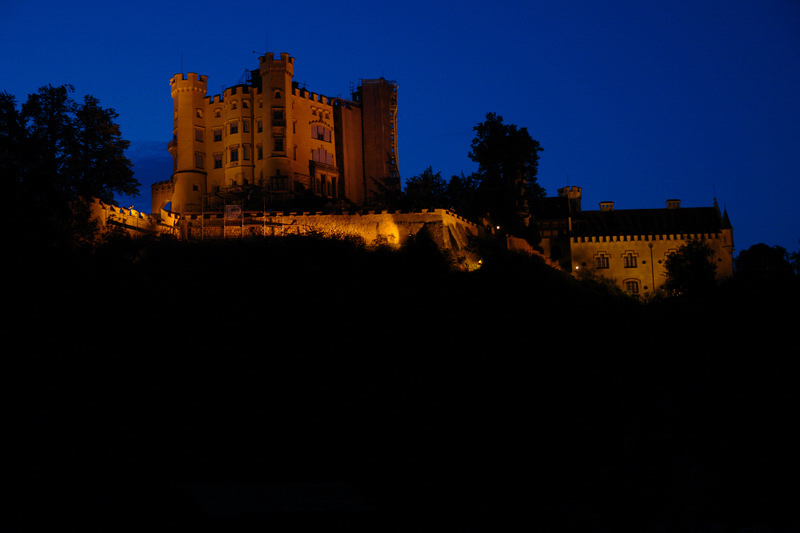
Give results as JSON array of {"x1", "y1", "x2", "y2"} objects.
[
  {"x1": 219, "y1": 83, "x2": 256, "y2": 190},
  {"x1": 358, "y1": 78, "x2": 399, "y2": 204},
  {"x1": 259, "y1": 53, "x2": 295, "y2": 187},
  {"x1": 558, "y1": 186, "x2": 582, "y2": 213},
  {"x1": 168, "y1": 73, "x2": 208, "y2": 213}
]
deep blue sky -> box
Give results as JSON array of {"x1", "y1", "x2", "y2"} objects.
[{"x1": 2, "y1": 0, "x2": 799, "y2": 255}]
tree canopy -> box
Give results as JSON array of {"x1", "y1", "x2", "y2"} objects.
[
  {"x1": 1, "y1": 84, "x2": 138, "y2": 247},
  {"x1": 664, "y1": 239, "x2": 717, "y2": 297},
  {"x1": 402, "y1": 167, "x2": 448, "y2": 210},
  {"x1": 468, "y1": 112, "x2": 544, "y2": 240}
]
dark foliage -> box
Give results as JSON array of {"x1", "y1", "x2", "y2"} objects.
[
  {"x1": 6, "y1": 235, "x2": 797, "y2": 531},
  {"x1": 0, "y1": 85, "x2": 138, "y2": 252},
  {"x1": 402, "y1": 166, "x2": 448, "y2": 210},
  {"x1": 735, "y1": 242, "x2": 795, "y2": 283},
  {"x1": 469, "y1": 112, "x2": 544, "y2": 241},
  {"x1": 663, "y1": 238, "x2": 718, "y2": 297}
]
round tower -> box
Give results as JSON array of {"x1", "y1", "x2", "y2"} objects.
[
  {"x1": 258, "y1": 53, "x2": 295, "y2": 185},
  {"x1": 169, "y1": 73, "x2": 208, "y2": 213}
]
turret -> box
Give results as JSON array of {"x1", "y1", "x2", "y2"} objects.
[
  {"x1": 169, "y1": 73, "x2": 208, "y2": 213},
  {"x1": 558, "y1": 186, "x2": 582, "y2": 212}
]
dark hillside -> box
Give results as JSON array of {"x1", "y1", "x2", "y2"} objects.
[{"x1": 4, "y1": 237, "x2": 797, "y2": 531}]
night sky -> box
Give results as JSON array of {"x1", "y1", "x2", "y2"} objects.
[{"x1": 2, "y1": 0, "x2": 799, "y2": 255}]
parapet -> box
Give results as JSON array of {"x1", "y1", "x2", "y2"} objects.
[
  {"x1": 558, "y1": 186, "x2": 582, "y2": 197},
  {"x1": 259, "y1": 52, "x2": 295, "y2": 76},
  {"x1": 171, "y1": 73, "x2": 207, "y2": 96}
]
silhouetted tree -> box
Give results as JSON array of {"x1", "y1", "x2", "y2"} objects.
[
  {"x1": 790, "y1": 239, "x2": 800, "y2": 276},
  {"x1": 735, "y1": 243, "x2": 795, "y2": 283},
  {"x1": 444, "y1": 171, "x2": 480, "y2": 218},
  {"x1": 469, "y1": 112, "x2": 544, "y2": 241},
  {"x1": 403, "y1": 167, "x2": 448, "y2": 210},
  {"x1": 664, "y1": 239, "x2": 717, "y2": 297},
  {"x1": 1, "y1": 84, "x2": 138, "y2": 248}
]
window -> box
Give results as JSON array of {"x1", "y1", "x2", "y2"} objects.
[
  {"x1": 195, "y1": 153, "x2": 204, "y2": 169},
  {"x1": 195, "y1": 129, "x2": 203, "y2": 142},
  {"x1": 243, "y1": 120, "x2": 250, "y2": 133},
  {"x1": 242, "y1": 100, "x2": 249, "y2": 109},
  {"x1": 257, "y1": 145, "x2": 263, "y2": 160},
  {"x1": 274, "y1": 137, "x2": 284, "y2": 152},
  {"x1": 214, "y1": 129, "x2": 222, "y2": 142},
  {"x1": 274, "y1": 90, "x2": 282, "y2": 99},
  {"x1": 230, "y1": 122, "x2": 238, "y2": 135},
  {"x1": 230, "y1": 147, "x2": 238, "y2": 162},
  {"x1": 596, "y1": 253, "x2": 609, "y2": 269},
  {"x1": 625, "y1": 280, "x2": 640, "y2": 294},
  {"x1": 623, "y1": 252, "x2": 637, "y2": 268},
  {"x1": 231, "y1": 101, "x2": 237, "y2": 110},
  {"x1": 214, "y1": 153, "x2": 223, "y2": 168},
  {"x1": 312, "y1": 124, "x2": 331, "y2": 142},
  {"x1": 312, "y1": 147, "x2": 334, "y2": 165},
  {"x1": 243, "y1": 145, "x2": 250, "y2": 161},
  {"x1": 215, "y1": 108, "x2": 221, "y2": 118},
  {"x1": 257, "y1": 121, "x2": 263, "y2": 133},
  {"x1": 196, "y1": 108, "x2": 203, "y2": 118}
]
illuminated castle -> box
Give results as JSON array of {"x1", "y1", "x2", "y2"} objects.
[
  {"x1": 534, "y1": 186, "x2": 734, "y2": 294},
  {"x1": 152, "y1": 53, "x2": 399, "y2": 214}
]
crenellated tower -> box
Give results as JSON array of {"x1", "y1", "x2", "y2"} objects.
[
  {"x1": 152, "y1": 52, "x2": 399, "y2": 216},
  {"x1": 168, "y1": 73, "x2": 208, "y2": 213},
  {"x1": 259, "y1": 53, "x2": 295, "y2": 186}
]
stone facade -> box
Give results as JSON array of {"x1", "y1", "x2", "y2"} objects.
[
  {"x1": 152, "y1": 53, "x2": 398, "y2": 215},
  {"x1": 535, "y1": 187, "x2": 734, "y2": 295}
]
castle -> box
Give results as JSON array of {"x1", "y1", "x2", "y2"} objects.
[
  {"x1": 99, "y1": 51, "x2": 733, "y2": 290},
  {"x1": 151, "y1": 53, "x2": 399, "y2": 215},
  {"x1": 534, "y1": 186, "x2": 734, "y2": 294}
]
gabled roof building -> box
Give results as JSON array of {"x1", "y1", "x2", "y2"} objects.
[{"x1": 535, "y1": 186, "x2": 734, "y2": 295}]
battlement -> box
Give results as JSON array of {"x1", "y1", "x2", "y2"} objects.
[
  {"x1": 292, "y1": 83, "x2": 332, "y2": 106},
  {"x1": 571, "y1": 231, "x2": 725, "y2": 244},
  {"x1": 558, "y1": 186, "x2": 582, "y2": 196},
  {"x1": 170, "y1": 73, "x2": 207, "y2": 91},
  {"x1": 259, "y1": 52, "x2": 294, "y2": 66},
  {"x1": 259, "y1": 52, "x2": 295, "y2": 78}
]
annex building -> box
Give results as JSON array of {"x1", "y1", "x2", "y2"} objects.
[
  {"x1": 152, "y1": 53, "x2": 399, "y2": 215},
  {"x1": 534, "y1": 186, "x2": 734, "y2": 295}
]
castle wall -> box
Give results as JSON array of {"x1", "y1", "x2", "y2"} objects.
[
  {"x1": 568, "y1": 229, "x2": 734, "y2": 294},
  {"x1": 90, "y1": 200, "x2": 178, "y2": 238},
  {"x1": 172, "y1": 208, "x2": 481, "y2": 264}
]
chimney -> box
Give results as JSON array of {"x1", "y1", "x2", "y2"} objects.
[
  {"x1": 599, "y1": 201, "x2": 614, "y2": 211},
  {"x1": 666, "y1": 199, "x2": 681, "y2": 209}
]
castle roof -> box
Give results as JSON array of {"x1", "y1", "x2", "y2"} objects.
[
  {"x1": 571, "y1": 206, "x2": 730, "y2": 237},
  {"x1": 531, "y1": 196, "x2": 571, "y2": 219}
]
